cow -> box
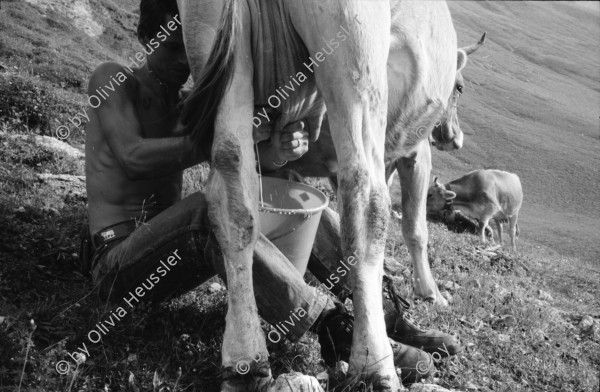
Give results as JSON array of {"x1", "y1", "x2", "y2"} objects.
[
  {"x1": 177, "y1": 0, "x2": 461, "y2": 389},
  {"x1": 429, "y1": 33, "x2": 486, "y2": 152},
  {"x1": 427, "y1": 170, "x2": 523, "y2": 250},
  {"x1": 282, "y1": 33, "x2": 486, "y2": 304}
]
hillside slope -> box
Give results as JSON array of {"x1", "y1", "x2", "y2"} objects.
[
  {"x1": 435, "y1": 1, "x2": 600, "y2": 264},
  {"x1": 1, "y1": 0, "x2": 140, "y2": 144}
]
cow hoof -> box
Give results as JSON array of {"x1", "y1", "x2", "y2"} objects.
[
  {"x1": 222, "y1": 361, "x2": 273, "y2": 392},
  {"x1": 221, "y1": 377, "x2": 273, "y2": 392},
  {"x1": 418, "y1": 292, "x2": 448, "y2": 307},
  {"x1": 371, "y1": 371, "x2": 403, "y2": 392}
]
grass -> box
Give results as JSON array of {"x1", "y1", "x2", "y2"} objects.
[
  {"x1": 1, "y1": 0, "x2": 599, "y2": 391},
  {"x1": 1, "y1": 122, "x2": 598, "y2": 391}
]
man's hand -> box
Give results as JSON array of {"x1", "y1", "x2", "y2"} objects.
[{"x1": 271, "y1": 120, "x2": 309, "y2": 162}]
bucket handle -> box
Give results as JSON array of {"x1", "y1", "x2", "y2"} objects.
[{"x1": 265, "y1": 213, "x2": 312, "y2": 242}]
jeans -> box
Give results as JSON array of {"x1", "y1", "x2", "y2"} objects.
[{"x1": 91, "y1": 191, "x2": 338, "y2": 341}]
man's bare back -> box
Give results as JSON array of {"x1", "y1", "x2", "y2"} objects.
[{"x1": 86, "y1": 59, "x2": 195, "y2": 234}]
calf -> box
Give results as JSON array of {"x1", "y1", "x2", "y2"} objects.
[{"x1": 427, "y1": 170, "x2": 523, "y2": 250}]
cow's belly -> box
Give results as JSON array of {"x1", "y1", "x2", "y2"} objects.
[{"x1": 248, "y1": 0, "x2": 325, "y2": 142}]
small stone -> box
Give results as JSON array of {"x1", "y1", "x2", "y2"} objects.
[
  {"x1": 15, "y1": 207, "x2": 26, "y2": 213},
  {"x1": 580, "y1": 315, "x2": 594, "y2": 330},
  {"x1": 208, "y1": 282, "x2": 223, "y2": 293},
  {"x1": 335, "y1": 361, "x2": 349, "y2": 375},
  {"x1": 538, "y1": 289, "x2": 553, "y2": 302}
]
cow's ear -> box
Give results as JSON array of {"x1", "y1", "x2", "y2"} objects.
[
  {"x1": 444, "y1": 190, "x2": 457, "y2": 200},
  {"x1": 457, "y1": 49, "x2": 468, "y2": 73}
]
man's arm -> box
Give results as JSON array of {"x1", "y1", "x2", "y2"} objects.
[{"x1": 89, "y1": 63, "x2": 205, "y2": 180}]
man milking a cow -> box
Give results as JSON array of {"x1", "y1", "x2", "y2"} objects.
[{"x1": 81, "y1": 0, "x2": 461, "y2": 385}]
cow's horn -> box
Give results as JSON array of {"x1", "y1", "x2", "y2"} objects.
[{"x1": 462, "y1": 32, "x2": 487, "y2": 56}]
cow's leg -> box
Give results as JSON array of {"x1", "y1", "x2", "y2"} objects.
[
  {"x1": 495, "y1": 219, "x2": 504, "y2": 245},
  {"x1": 508, "y1": 214, "x2": 519, "y2": 250},
  {"x1": 287, "y1": 1, "x2": 398, "y2": 389},
  {"x1": 203, "y1": 5, "x2": 270, "y2": 388},
  {"x1": 396, "y1": 141, "x2": 447, "y2": 305},
  {"x1": 480, "y1": 218, "x2": 492, "y2": 244}
]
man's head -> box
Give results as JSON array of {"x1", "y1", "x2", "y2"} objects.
[
  {"x1": 430, "y1": 33, "x2": 486, "y2": 151},
  {"x1": 137, "y1": 0, "x2": 190, "y2": 86},
  {"x1": 426, "y1": 177, "x2": 456, "y2": 215},
  {"x1": 137, "y1": 0, "x2": 179, "y2": 44}
]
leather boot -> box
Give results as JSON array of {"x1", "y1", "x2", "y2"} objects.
[
  {"x1": 316, "y1": 303, "x2": 434, "y2": 384},
  {"x1": 383, "y1": 276, "x2": 462, "y2": 356}
]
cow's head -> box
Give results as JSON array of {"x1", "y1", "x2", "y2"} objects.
[
  {"x1": 430, "y1": 33, "x2": 486, "y2": 151},
  {"x1": 426, "y1": 177, "x2": 457, "y2": 216}
]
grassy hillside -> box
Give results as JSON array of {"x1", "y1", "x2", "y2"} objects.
[
  {"x1": 435, "y1": 1, "x2": 600, "y2": 264},
  {"x1": 1, "y1": 0, "x2": 140, "y2": 143},
  {"x1": 0, "y1": 1, "x2": 599, "y2": 392}
]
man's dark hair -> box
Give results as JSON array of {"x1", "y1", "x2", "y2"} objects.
[{"x1": 137, "y1": 0, "x2": 179, "y2": 43}]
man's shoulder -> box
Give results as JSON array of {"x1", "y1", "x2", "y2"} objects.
[{"x1": 88, "y1": 62, "x2": 138, "y2": 98}]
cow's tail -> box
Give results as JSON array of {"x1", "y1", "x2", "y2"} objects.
[{"x1": 180, "y1": 0, "x2": 239, "y2": 159}]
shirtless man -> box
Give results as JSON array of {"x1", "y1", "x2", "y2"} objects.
[{"x1": 83, "y1": 0, "x2": 458, "y2": 384}]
